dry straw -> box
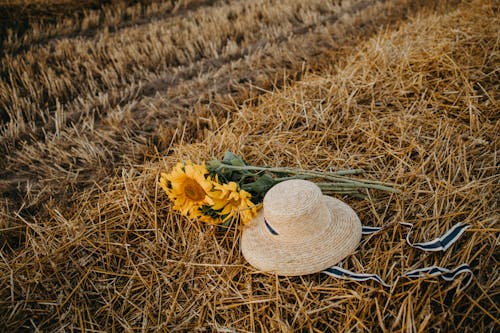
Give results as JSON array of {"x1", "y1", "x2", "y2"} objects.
[{"x1": 0, "y1": 0, "x2": 498, "y2": 331}]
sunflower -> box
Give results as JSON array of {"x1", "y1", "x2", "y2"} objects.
[
  {"x1": 195, "y1": 205, "x2": 224, "y2": 224},
  {"x1": 209, "y1": 181, "x2": 258, "y2": 225},
  {"x1": 159, "y1": 161, "x2": 215, "y2": 216}
]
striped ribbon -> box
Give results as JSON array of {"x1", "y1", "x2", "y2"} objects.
[
  {"x1": 321, "y1": 223, "x2": 472, "y2": 288},
  {"x1": 403, "y1": 264, "x2": 473, "y2": 291},
  {"x1": 401, "y1": 222, "x2": 470, "y2": 251},
  {"x1": 322, "y1": 266, "x2": 391, "y2": 287},
  {"x1": 361, "y1": 225, "x2": 382, "y2": 235}
]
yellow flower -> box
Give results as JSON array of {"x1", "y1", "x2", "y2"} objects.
[
  {"x1": 159, "y1": 161, "x2": 214, "y2": 216},
  {"x1": 209, "y1": 181, "x2": 258, "y2": 225},
  {"x1": 195, "y1": 205, "x2": 224, "y2": 225}
]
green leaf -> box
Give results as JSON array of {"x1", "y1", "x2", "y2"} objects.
[
  {"x1": 222, "y1": 152, "x2": 247, "y2": 166},
  {"x1": 221, "y1": 218, "x2": 233, "y2": 228},
  {"x1": 241, "y1": 174, "x2": 277, "y2": 202},
  {"x1": 206, "y1": 158, "x2": 222, "y2": 172}
]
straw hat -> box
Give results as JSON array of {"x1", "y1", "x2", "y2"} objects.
[{"x1": 241, "y1": 179, "x2": 362, "y2": 276}]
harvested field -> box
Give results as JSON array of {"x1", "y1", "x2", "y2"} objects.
[{"x1": 0, "y1": 0, "x2": 499, "y2": 331}]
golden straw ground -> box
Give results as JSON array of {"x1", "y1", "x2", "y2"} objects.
[{"x1": 0, "y1": 0, "x2": 498, "y2": 331}]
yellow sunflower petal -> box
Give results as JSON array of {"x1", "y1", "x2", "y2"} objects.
[
  {"x1": 198, "y1": 214, "x2": 224, "y2": 224},
  {"x1": 161, "y1": 160, "x2": 214, "y2": 217}
]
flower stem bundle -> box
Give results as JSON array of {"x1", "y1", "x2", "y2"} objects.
[{"x1": 160, "y1": 152, "x2": 399, "y2": 225}]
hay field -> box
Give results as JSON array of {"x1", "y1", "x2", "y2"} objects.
[{"x1": 0, "y1": 0, "x2": 498, "y2": 331}]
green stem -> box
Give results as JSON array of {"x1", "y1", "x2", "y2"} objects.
[
  {"x1": 218, "y1": 164, "x2": 363, "y2": 176},
  {"x1": 215, "y1": 164, "x2": 400, "y2": 193},
  {"x1": 273, "y1": 174, "x2": 316, "y2": 182},
  {"x1": 316, "y1": 180, "x2": 400, "y2": 193}
]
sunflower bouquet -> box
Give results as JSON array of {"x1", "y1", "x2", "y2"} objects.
[{"x1": 159, "y1": 152, "x2": 398, "y2": 226}]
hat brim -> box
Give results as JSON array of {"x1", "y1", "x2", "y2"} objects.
[{"x1": 241, "y1": 196, "x2": 362, "y2": 276}]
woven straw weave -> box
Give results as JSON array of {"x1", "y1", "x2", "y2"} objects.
[{"x1": 241, "y1": 179, "x2": 362, "y2": 276}]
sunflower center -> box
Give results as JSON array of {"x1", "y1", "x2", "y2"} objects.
[{"x1": 183, "y1": 178, "x2": 206, "y2": 201}]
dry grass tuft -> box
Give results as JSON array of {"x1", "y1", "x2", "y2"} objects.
[{"x1": 1, "y1": 0, "x2": 498, "y2": 331}]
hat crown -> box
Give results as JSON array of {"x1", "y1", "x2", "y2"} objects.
[{"x1": 263, "y1": 179, "x2": 330, "y2": 238}]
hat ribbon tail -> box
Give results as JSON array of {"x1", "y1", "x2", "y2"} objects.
[
  {"x1": 400, "y1": 222, "x2": 470, "y2": 252},
  {"x1": 322, "y1": 266, "x2": 391, "y2": 287},
  {"x1": 361, "y1": 225, "x2": 382, "y2": 235},
  {"x1": 403, "y1": 264, "x2": 473, "y2": 291}
]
